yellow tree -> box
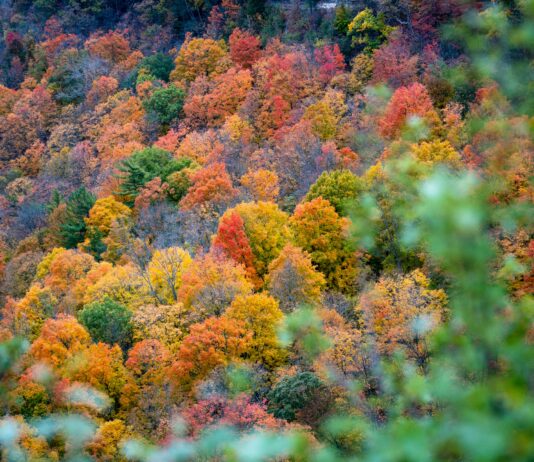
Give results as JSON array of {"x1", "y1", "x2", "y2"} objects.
[
  {"x1": 170, "y1": 36, "x2": 230, "y2": 83},
  {"x1": 178, "y1": 252, "x2": 253, "y2": 319},
  {"x1": 147, "y1": 247, "x2": 193, "y2": 304},
  {"x1": 225, "y1": 294, "x2": 287, "y2": 369},
  {"x1": 266, "y1": 244, "x2": 325, "y2": 312},
  {"x1": 290, "y1": 198, "x2": 358, "y2": 293},
  {"x1": 357, "y1": 269, "x2": 447, "y2": 368}
]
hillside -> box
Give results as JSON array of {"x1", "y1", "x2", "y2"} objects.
[{"x1": 0, "y1": 1, "x2": 532, "y2": 461}]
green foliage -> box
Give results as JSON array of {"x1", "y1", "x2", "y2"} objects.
[
  {"x1": 116, "y1": 147, "x2": 191, "y2": 206},
  {"x1": 305, "y1": 169, "x2": 363, "y2": 215},
  {"x1": 60, "y1": 187, "x2": 96, "y2": 249},
  {"x1": 268, "y1": 371, "x2": 326, "y2": 421},
  {"x1": 140, "y1": 53, "x2": 174, "y2": 82},
  {"x1": 79, "y1": 298, "x2": 133, "y2": 350},
  {"x1": 143, "y1": 84, "x2": 185, "y2": 126}
]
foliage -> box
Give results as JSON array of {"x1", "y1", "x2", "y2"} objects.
[
  {"x1": 79, "y1": 298, "x2": 133, "y2": 351},
  {"x1": 59, "y1": 187, "x2": 96, "y2": 249},
  {"x1": 305, "y1": 169, "x2": 363, "y2": 215},
  {"x1": 117, "y1": 147, "x2": 191, "y2": 206},
  {"x1": 266, "y1": 244, "x2": 325, "y2": 312},
  {"x1": 142, "y1": 84, "x2": 185, "y2": 126},
  {"x1": 347, "y1": 8, "x2": 394, "y2": 54}
]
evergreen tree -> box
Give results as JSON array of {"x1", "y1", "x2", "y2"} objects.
[{"x1": 59, "y1": 187, "x2": 96, "y2": 248}]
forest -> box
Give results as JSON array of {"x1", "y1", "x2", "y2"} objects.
[{"x1": 0, "y1": 0, "x2": 532, "y2": 460}]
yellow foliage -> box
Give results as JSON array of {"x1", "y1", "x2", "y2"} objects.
[
  {"x1": 240, "y1": 169, "x2": 280, "y2": 203},
  {"x1": 226, "y1": 293, "x2": 287, "y2": 369},
  {"x1": 148, "y1": 247, "x2": 193, "y2": 304}
]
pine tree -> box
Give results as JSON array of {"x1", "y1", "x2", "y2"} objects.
[{"x1": 59, "y1": 187, "x2": 95, "y2": 248}]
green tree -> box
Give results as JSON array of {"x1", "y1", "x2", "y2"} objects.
[
  {"x1": 268, "y1": 371, "x2": 328, "y2": 422},
  {"x1": 139, "y1": 53, "x2": 175, "y2": 82},
  {"x1": 143, "y1": 85, "x2": 185, "y2": 126},
  {"x1": 116, "y1": 147, "x2": 191, "y2": 206},
  {"x1": 305, "y1": 169, "x2": 364, "y2": 216},
  {"x1": 60, "y1": 187, "x2": 96, "y2": 249},
  {"x1": 78, "y1": 298, "x2": 133, "y2": 351}
]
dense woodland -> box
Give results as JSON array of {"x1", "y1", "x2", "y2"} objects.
[{"x1": 0, "y1": 0, "x2": 532, "y2": 460}]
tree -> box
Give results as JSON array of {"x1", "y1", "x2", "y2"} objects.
[
  {"x1": 169, "y1": 316, "x2": 252, "y2": 393},
  {"x1": 226, "y1": 294, "x2": 286, "y2": 369},
  {"x1": 85, "y1": 31, "x2": 130, "y2": 63},
  {"x1": 305, "y1": 169, "x2": 364, "y2": 216},
  {"x1": 38, "y1": 248, "x2": 96, "y2": 305},
  {"x1": 212, "y1": 211, "x2": 260, "y2": 284},
  {"x1": 314, "y1": 44, "x2": 345, "y2": 85},
  {"x1": 117, "y1": 147, "x2": 192, "y2": 207},
  {"x1": 379, "y1": 82, "x2": 441, "y2": 140},
  {"x1": 147, "y1": 247, "x2": 192, "y2": 304},
  {"x1": 268, "y1": 372, "x2": 331, "y2": 424},
  {"x1": 371, "y1": 32, "x2": 419, "y2": 89},
  {"x1": 78, "y1": 298, "x2": 133, "y2": 351},
  {"x1": 410, "y1": 139, "x2": 462, "y2": 168},
  {"x1": 60, "y1": 187, "x2": 96, "y2": 248},
  {"x1": 179, "y1": 162, "x2": 237, "y2": 211},
  {"x1": 229, "y1": 29, "x2": 261, "y2": 69},
  {"x1": 142, "y1": 84, "x2": 184, "y2": 126},
  {"x1": 183, "y1": 394, "x2": 281, "y2": 437},
  {"x1": 82, "y1": 196, "x2": 132, "y2": 258},
  {"x1": 29, "y1": 315, "x2": 91, "y2": 369},
  {"x1": 240, "y1": 169, "x2": 280, "y2": 203},
  {"x1": 170, "y1": 37, "x2": 230, "y2": 83},
  {"x1": 347, "y1": 8, "x2": 394, "y2": 54},
  {"x1": 266, "y1": 244, "x2": 325, "y2": 312},
  {"x1": 178, "y1": 253, "x2": 253, "y2": 319},
  {"x1": 139, "y1": 52, "x2": 174, "y2": 82},
  {"x1": 290, "y1": 198, "x2": 358, "y2": 293},
  {"x1": 357, "y1": 269, "x2": 447, "y2": 367},
  {"x1": 218, "y1": 202, "x2": 292, "y2": 279}
]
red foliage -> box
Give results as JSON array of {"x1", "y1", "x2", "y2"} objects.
[
  {"x1": 314, "y1": 44, "x2": 345, "y2": 84},
  {"x1": 229, "y1": 29, "x2": 262, "y2": 69},
  {"x1": 182, "y1": 394, "x2": 281, "y2": 437},
  {"x1": 379, "y1": 82, "x2": 439, "y2": 139},
  {"x1": 212, "y1": 211, "x2": 258, "y2": 283},
  {"x1": 371, "y1": 33, "x2": 419, "y2": 89},
  {"x1": 179, "y1": 162, "x2": 237, "y2": 211}
]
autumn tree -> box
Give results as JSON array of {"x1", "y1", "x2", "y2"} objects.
[
  {"x1": 347, "y1": 8, "x2": 394, "y2": 54},
  {"x1": 179, "y1": 162, "x2": 237, "y2": 211},
  {"x1": 226, "y1": 294, "x2": 286, "y2": 369},
  {"x1": 290, "y1": 197, "x2": 357, "y2": 293},
  {"x1": 170, "y1": 36, "x2": 230, "y2": 83},
  {"x1": 379, "y1": 82, "x2": 441, "y2": 140},
  {"x1": 229, "y1": 28, "x2": 261, "y2": 69},
  {"x1": 240, "y1": 169, "x2": 280, "y2": 203},
  {"x1": 178, "y1": 252, "x2": 253, "y2": 319},
  {"x1": 314, "y1": 44, "x2": 345, "y2": 85},
  {"x1": 266, "y1": 244, "x2": 325, "y2": 312},
  {"x1": 147, "y1": 247, "x2": 192, "y2": 304},
  {"x1": 169, "y1": 316, "x2": 252, "y2": 393},
  {"x1": 183, "y1": 394, "x2": 281, "y2": 437},
  {"x1": 357, "y1": 269, "x2": 447, "y2": 368},
  {"x1": 211, "y1": 211, "x2": 259, "y2": 284},
  {"x1": 29, "y1": 315, "x2": 91, "y2": 369},
  {"x1": 216, "y1": 202, "x2": 292, "y2": 279},
  {"x1": 85, "y1": 31, "x2": 131, "y2": 63}
]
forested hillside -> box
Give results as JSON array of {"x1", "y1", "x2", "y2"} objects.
[{"x1": 0, "y1": 0, "x2": 532, "y2": 460}]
